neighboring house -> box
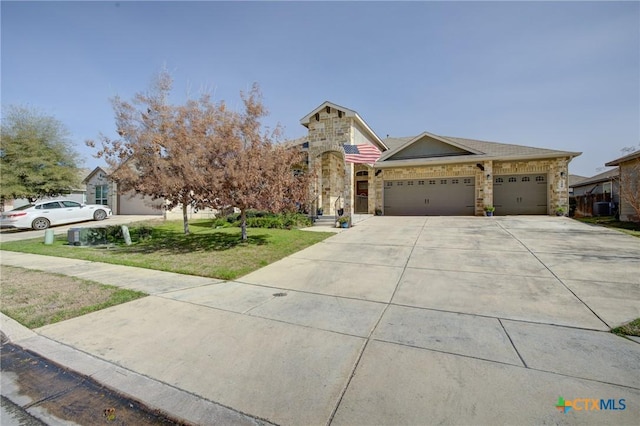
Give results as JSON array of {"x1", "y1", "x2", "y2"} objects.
[
  {"x1": 606, "y1": 150, "x2": 640, "y2": 222},
  {"x1": 296, "y1": 101, "x2": 580, "y2": 216},
  {"x1": 2, "y1": 168, "x2": 89, "y2": 211},
  {"x1": 83, "y1": 167, "x2": 163, "y2": 216},
  {"x1": 82, "y1": 166, "x2": 216, "y2": 219},
  {"x1": 570, "y1": 168, "x2": 619, "y2": 217},
  {"x1": 568, "y1": 174, "x2": 588, "y2": 196}
]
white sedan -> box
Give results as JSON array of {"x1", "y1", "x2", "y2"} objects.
[{"x1": 0, "y1": 200, "x2": 112, "y2": 230}]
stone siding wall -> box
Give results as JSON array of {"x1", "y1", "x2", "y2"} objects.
[
  {"x1": 373, "y1": 157, "x2": 571, "y2": 215},
  {"x1": 306, "y1": 107, "x2": 352, "y2": 215}
]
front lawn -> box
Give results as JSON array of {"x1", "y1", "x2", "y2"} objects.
[
  {"x1": 575, "y1": 216, "x2": 640, "y2": 238},
  {"x1": 0, "y1": 220, "x2": 333, "y2": 280},
  {"x1": 1, "y1": 265, "x2": 146, "y2": 329}
]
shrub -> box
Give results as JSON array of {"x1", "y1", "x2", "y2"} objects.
[{"x1": 215, "y1": 212, "x2": 311, "y2": 229}]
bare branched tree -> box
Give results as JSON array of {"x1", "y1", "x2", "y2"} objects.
[
  {"x1": 210, "y1": 84, "x2": 312, "y2": 241},
  {"x1": 87, "y1": 71, "x2": 231, "y2": 234},
  {"x1": 88, "y1": 73, "x2": 313, "y2": 238}
]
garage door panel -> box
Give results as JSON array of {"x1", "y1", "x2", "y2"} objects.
[
  {"x1": 384, "y1": 177, "x2": 475, "y2": 216},
  {"x1": 384, "y1": 180, "x2": 425, "y2": 216},
  {"x1": 119, "y1": 192, "x2": 164, "y2": 215},
  {"x1": 494, "y1": 174, "x2": 547, "y2": 215}
]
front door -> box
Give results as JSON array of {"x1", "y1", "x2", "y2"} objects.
[{"x1": 356, "y1": 181, "x2": 368, "y2": 213}]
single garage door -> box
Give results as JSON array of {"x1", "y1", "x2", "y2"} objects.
[
  {"x1": 493, "y1": 174, "x2": 547, "y2": 215},
  {"x1": 384, "y1": 177, "x2": 475, "y2": 216},
  {"x1": 118, "y1": 192, "x2": 164, "y2": 215}
]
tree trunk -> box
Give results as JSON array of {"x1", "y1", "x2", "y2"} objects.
[
  {"x1": 182, "y1": 203, "x2": 190, "y2": 234},
  {"x1": 240, "y1": 208, "x2": 247, "y2": 241}
]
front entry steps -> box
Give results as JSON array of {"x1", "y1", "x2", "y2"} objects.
[{"x1": 313, "y1": 215, "x2": 336, "y2": 228}]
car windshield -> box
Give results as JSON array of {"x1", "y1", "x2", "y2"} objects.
[{"x1": 10, "y1": 204, "x2": 35, "y2": 211}]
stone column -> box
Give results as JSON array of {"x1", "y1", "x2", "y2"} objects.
[
  {"x1": 344, "y1": 162, "x2": 354, "y2": 216},
  {"x1": 476, "y1": 160, "x2": 493, "y2": 215},
  {"x1": 550, "y1": 157, "x2": 569, "y2": 214}
]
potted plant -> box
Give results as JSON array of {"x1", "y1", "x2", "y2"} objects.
[
  {"x1": 375, "y1": 208, "x2": 382, "y2": 216},
  {"x1": 484, "y1": 205, "x2": 495, "y2": 217},
  {"x1": 338, "y1": 215, "x2": 350, "y2": 228},
  {"x1": 555, "y1": 206, "x2": 566, "y2": 217},
  {"x1": 317, "y1": 207, "x2": 323, "y2": 216}
]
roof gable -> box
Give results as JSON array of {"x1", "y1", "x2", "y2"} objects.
[
  {"x1": 299, "y1": 101, "x2": 357, "y2": 126},
  {"x1": 377, "y1": 133, "x2": 581, "y2": 167},
  {"x1": 300, "y1": 101, "x2": 387, "y2": 151},
  {"x1": 82, "y1": 166, "x2": 109, "y2": 184},
  {"x1": 380, "y1": 133, "x2": 479, "y2": 162}
]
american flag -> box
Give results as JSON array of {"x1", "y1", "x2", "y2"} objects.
[{"x1": 343, "y1": 144, "x2": 382, "y2": 165}]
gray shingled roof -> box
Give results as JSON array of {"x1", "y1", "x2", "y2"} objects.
[
  {"x1": 284, "y1": 132, "x2": 580, "y2": 165},
  {"x1": 568, "y1": 174, "x2": 588, "y2": 187},
  {"x1": 379, "y1": 133, "x2": 580, "y2": 166},
  {"x1": 383, "y1": 137, "x2": 413, "y2": 151},
  {"x1": 606, "y1": 150, "x2": 640, "y2": 166},
  {"x1": 571, "y1": 168, "x2": 618, "y2": 188}
]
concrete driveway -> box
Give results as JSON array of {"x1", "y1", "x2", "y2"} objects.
[{"x1": 3, "y1": 216, "x2": 639, "y2": 425}]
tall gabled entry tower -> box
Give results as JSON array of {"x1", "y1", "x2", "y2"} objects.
[{"x1": 300, "y1": 102, "x2": 387, "y2": 216}]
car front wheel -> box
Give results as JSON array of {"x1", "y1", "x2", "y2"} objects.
[
  {"x1": 93, "y1": 209, "x2": 107, "y2": 221},
  {"x1": 32, "y1": 217, "x2": 50, "y2": 230}
]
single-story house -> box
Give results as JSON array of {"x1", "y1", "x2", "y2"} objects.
[
  {"x1": 83, "y1": 167, "x2": 164, "y2": 216},
  {"x1": 570, "y1": 168, "x2": 619, "y2": 217},
  {"x1": 297, "y1": 101, "x2": 581, "y2": 217},
  {"x1": 606, "y1": 150, "x2": 640, "y2": 222},
  {"x1": 83, "y1": 166, "x2": 217, "y2": 219},
  {"x1": 82, "y1": 101, "x2": 581, "y2": 218}
]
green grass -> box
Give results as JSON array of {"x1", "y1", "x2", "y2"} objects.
[
  {"x1": 575, "y1": 216, "x2": 640, "y2": 238},
  {"x1": 612, "y1": 318, "x2": 640, "y2": 337},
  {"x1": 0, "y1": 220, "x2": 333, "y2": 280}
]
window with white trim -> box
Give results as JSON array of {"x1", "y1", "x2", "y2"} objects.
[{"x1": 95, "y1": 185, "x2": 109, "y2": 205}]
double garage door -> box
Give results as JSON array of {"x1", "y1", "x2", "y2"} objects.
[{"x1": 384, "y1": 177, "x2": 475, "y2": 216}]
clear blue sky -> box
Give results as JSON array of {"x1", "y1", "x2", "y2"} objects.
[{"x1": 2, "y1": 1, "x2": 638, "y2": 177}]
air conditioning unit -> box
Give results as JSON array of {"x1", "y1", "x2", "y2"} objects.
[{"x1": 67, "y1": 228, "x2": 82, "y2": 246}]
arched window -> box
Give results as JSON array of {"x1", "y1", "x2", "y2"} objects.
[{"x1": 355, "y1": 171, "x2": 369, "y2": 177}]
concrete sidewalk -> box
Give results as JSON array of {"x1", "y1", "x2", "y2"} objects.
[{"x1": 1, "y1": 216, "x2": 639, "y2": 425}]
